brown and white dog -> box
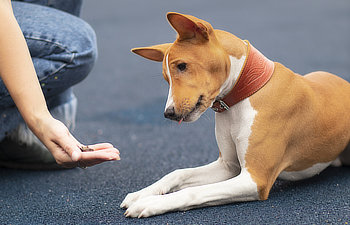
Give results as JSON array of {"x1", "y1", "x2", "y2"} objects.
[{"x1": 121, "y1": 12, "x2": 350, "y2": 218}]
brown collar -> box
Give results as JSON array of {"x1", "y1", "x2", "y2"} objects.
[{"x1": 211, "y1": 41, "x2": 274, "y2": 113}]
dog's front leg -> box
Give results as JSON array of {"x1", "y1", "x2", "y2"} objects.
[
  {"x1": 124, "y1": 169, "x2": 259, "y2": 218},
  {"x1": 120, "y1": 158, "x2": 239, "y2": 209}
]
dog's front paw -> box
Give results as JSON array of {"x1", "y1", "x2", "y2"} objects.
[
  {"x1": 120, "y1": 188, "x2": 159, "y2": 209},
  {"x1": 120, "y1": 192, "x2": 140, "y2": 209},
  {"x1": 124, "y1": 195, "x2": 169, "y2": 218}
]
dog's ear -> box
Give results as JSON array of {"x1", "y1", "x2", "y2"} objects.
[
  {"x1": 167, "y1": 12, "x2": 212, "y2": 41},
  {"x1": 131, "y1": 43, "x2": 171, "y2": 62}
]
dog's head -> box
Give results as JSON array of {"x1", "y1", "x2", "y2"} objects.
[{"x1": 132, "y1": 12, "x2": 231, "y2": 122}]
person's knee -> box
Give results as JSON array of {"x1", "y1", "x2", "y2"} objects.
[
  {"x1": 13, "y1": 1, "x2": 98, "y2": 87},
  {"x1": 34, "y1": 18, "x2": 97, "y2": 98},
  {"x1": 67, "y1": 19, "x2": 98, "y2": 84}
]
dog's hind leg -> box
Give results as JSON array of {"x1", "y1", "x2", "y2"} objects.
[{"x1": 120, "y1": 158, "x2": 240, "y2": 209}]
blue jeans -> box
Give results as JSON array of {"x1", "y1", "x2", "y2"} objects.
[{"x1": 0, "y1": 1, "x2": 97, "y2": 140}]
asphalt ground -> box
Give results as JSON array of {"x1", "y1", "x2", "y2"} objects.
[{"x1": 0, "y1": 0, "x2": 349, "y2": 224}]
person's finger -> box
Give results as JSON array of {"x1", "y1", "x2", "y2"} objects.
[
  {"x1": 80, "y1": 148, "x2": 120, "y2": 161},
  {"x1": 54, "y1": 131, "x2": 82, "y2": 162},
  {"x1": 81, "y1": 143, "x2": 120, "y2": 156},
  {"x1": 76, "y1": 149, "x2": 120, "y2": 168},
  {"x1": 71, "y1": 149, "x2": 82, "y2": 162},
  {"x1": 43, "y1": 141, "x2": 78, "y2": 168},
  {"x1": 87, "y1": 143, "x2": 118, "y2": 152},
  {"x1": 45, "y1": 141, "x2": 69, "y2": 163}
]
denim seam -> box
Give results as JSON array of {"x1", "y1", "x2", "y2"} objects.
[
  {"x1": 0, "y1": 36, "x2": 77, "y2": 98},
  {"x1": 25, "y1": 36, "x2": 73, "y2": 53},
  {"x1": 24, "y1": 36, "x2": 76, "y2": 81},
  {"x1": 38, "y1": 52, "x2": 76, "y2": 81},
  {"x1": 25, "y1": 35, "x2": 75, "y2": 54}
]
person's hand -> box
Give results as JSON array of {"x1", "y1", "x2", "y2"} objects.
[
  {"x1": 0, "y1": 1, "x2": 119, "y2": 168},
  {"x1": 31, "y1": 114, "x2": 120, "y2": 168}
]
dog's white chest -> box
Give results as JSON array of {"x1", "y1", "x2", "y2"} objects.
[{"x1": 215, "y1": 98, "x2": 257, "y2": 167}]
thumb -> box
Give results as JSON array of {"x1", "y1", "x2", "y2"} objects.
[
  {"x1": 71, "y1": 148, "x2": 82, "y2": 162},
  {"x1": 56, "y1": 131, "x2": 82, "y2": 162}
]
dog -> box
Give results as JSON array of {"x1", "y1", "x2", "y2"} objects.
[{"x1": 121, "y1": 12, "x2": 350, "y2": 218}]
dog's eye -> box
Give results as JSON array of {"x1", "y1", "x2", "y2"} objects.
[{"x1": 177, "y1": 63, "x2": 187, "y2": 72}]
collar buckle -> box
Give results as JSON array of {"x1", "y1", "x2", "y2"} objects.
[
  {"x1": 212, "y1": 100, "x2": 230, "y2": 112},
  {"x1": 219, "y1": 100, "x2": 230, "y2": 111}
]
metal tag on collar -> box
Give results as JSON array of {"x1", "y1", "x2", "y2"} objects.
[
  {"x1": 219, "y1": 100, "x2": 230, "y2": 111},
  {"x1": 212, "y1": 105, "x2": 220, "y2": 112}
]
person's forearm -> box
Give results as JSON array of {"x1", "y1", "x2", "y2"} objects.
[{"x1": 0, "y1": 1, "x2": 51, "y2": 129}]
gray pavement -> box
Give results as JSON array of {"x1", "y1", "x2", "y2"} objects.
[{"x1": 0, "y1": 0, "x2": 349, "y2": 224}]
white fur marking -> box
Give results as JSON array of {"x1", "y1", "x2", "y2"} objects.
[
  {"x1": 165, "y1": 53, "x2": 174, "y2": 110},
  {"x1": 218, "y1": 55, "x2": 246, "y2": 99},
  {"x1": 278, "y1": 162, "x2": 332, "y2": 181},
  {"x1": 215, "y1": 98, "x2": 257, "y2": 169},
  {"x1": 122, "y1": 168, "x2": 260, "y2": 217}
]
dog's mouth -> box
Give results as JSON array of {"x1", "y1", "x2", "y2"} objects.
[
  {"x1": 164, "y1": 95, "x2": 207, "y2": 123},
  {"x1": 179, "y1": 95, "x2": 204, "y2": 123}
]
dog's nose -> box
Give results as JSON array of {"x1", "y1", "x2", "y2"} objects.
[{"x1": 164, "y1": 106, "x2": 177, "y2": 120}]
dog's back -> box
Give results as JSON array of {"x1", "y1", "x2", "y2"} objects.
[{"x1": 248, "y1": 63, "x2": 350, "y2": 179}]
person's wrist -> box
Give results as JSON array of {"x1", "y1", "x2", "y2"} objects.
[{"x1": 26, "y1": 108, "x2": 53, "y2": 137}]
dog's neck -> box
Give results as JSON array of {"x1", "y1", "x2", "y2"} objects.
[
  {"x1": 212, "y1": 41, "x2": 275, "y2": 112},
  {"x1": 218, "y1": 54, "x2": 247, "y2": 100}
]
